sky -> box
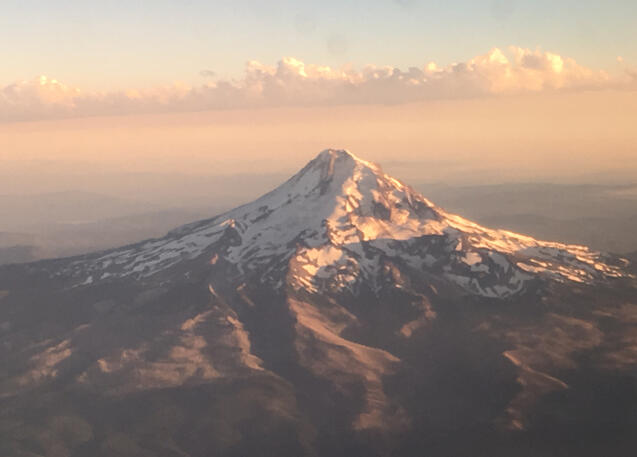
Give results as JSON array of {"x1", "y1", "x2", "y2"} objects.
[
  {"x1": 2, "y1": 0, "x2": 636, "y2": 89},
  {"x1": 1, "y1": 0, "x2": 636, "y2": 197}
]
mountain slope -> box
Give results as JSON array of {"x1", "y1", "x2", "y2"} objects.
[
  {"x1": 0, "y1": 149, "x2": 635, "y2": 457},
  {"x1": 61, "y1": 149, "x2": 627, "y2": 294}
]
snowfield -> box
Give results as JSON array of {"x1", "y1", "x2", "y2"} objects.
[{"x1": 63, "y1": 149, "x2": 630, "y2": 298}]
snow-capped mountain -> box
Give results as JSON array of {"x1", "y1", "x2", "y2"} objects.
[
  {"x1": 1, "y1": 150, "x2": 635, "y2": 457},
  {"x1": 64, "y1": 149, "x2": 627, "y2": 297}
]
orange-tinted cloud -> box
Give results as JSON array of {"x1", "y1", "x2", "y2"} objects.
[{"x1": 1, "y1": 47, "x2": 633, "y2": 122}]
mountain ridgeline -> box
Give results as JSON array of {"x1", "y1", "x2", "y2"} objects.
[{"x1": 1, "y1": 150, "x2": 636, "y2": 457}]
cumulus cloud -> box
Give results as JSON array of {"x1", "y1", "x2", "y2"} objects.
[
  {"x1": 0, "y1": 47, "x2": 632, "y2": 122},
  {"x1": 616, "y1": 56, "x2": 637, "y2": 82}
]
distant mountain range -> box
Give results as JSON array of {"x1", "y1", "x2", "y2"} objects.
[{"x1": 1, "y1": 150, "x2": 636, "y2": 456}]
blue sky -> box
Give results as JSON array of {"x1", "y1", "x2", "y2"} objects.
[{"x1": 1, "y1": 0, "x2": 635, "y2": 89}]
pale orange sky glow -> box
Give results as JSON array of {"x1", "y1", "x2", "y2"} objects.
[
  {"x1": 1, "y1": 3, "x2": 636, "y2": 205},
  {"x1": 2, "y1": 89, "x2": 636, "y2": 198}
]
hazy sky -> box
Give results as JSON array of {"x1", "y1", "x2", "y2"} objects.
[
  {"x1": 2, "y1": 90, "x2": 636, "y2": 197},
  {"x1": 1, "y1": 1, "x2": 636, "y2": 197},
  {"x1": 2, "y1": 0, "x2": 636, "y2": 122},
  {"x1": 2, "y1": 0, "x2": 636, "y2": 89}
]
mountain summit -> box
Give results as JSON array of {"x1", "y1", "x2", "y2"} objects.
[
  {"x1": 1, "y1": 149, "x2": 635, "y2": 457},
  {"x1": 63, "y1": 148, "x2": 627, "y2": 298}
]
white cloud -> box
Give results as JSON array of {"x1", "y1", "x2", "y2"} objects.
[{"x1": 0, "y1": 47, "x2": 632, "y2": 122}]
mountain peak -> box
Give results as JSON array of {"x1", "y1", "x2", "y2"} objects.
[
  {"x1": 314, "y1": 148, "x2": 373, "y2": 166},
  {"x1": 316, "y1": 148, "x2": 354, "y2": 161},
  {"x1": 295, "y1": 148, "x2": 384, "y2": 192},
  {"x1": 63, "y1": 149, "x2": 630, "y2": 298}
]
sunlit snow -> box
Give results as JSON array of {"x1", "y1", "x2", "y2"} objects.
[{"x1": 65, "y1": 149, "x2": 629, "y2": 298}]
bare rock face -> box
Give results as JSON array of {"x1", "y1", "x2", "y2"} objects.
[{"x1": 0, "y1": 149, "x2": 636, "y2": 457}]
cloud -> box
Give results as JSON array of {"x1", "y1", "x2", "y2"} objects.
[
  {"x1": 0, "y1": 76, "x2": 81, "y2": 121},
  {"x1": 615, "y1": 56, "x2": 637, "y2": 82},
  {"x1": 0, "y1": 47, "x2": 632, "y2": 122},
  {"x1": 199, "y1": 70, "x2": 216, "y2": 79}
]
